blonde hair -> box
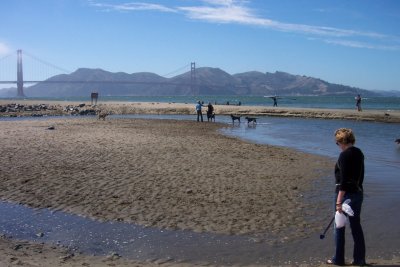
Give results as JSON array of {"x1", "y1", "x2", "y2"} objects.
[{"x1": 335, "y1": 128, "x2": 356, "y2": 145}]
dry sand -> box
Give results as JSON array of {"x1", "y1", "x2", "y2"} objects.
[{"x1": 1, "y1": 100, "x2": 399, "y2": 266}]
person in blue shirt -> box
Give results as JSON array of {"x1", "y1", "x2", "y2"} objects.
[{"x1": 195, "y1": 101, "x2": 204, "y2": 122}]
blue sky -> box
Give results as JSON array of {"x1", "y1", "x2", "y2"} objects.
[{"x1": 1, "y1": 0, "x2": 400, "y2": 91}]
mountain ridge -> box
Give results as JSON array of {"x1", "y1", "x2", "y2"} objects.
[{"x1": 0, "y1": 67, "x2": 381, "y2": 97}]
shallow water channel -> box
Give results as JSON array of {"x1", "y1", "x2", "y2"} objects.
[
  {"x1": 0, "y1": 198, "x2": 332, "y2": 265},
  {"x1": 1, "y1": 115, "x2": 399, "y2": 265}
]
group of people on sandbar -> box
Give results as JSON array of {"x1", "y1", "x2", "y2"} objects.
[{"x1": 195, "y1": 101, "x2": 215, "y2": 122}]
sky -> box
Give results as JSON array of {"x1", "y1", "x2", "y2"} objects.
[{"x1": 1, "y1": 0, "x2": 400, "y2": 91}]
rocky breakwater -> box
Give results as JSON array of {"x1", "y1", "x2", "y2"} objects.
[
  {"x1": 0, "y1": 103, "x2": 59, "y2": 117},
  {"x1": 0, "y1": 103, "x2": 98, "y2": 117},
  {"x1": 63, "y1": 103, "x2": 98, "y2": 116}
]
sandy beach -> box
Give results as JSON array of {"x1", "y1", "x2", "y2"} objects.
[
  {"x1": 1, "y1": 100, "x2": 399, "y2": 266},
  {"x1": 0, "y1": 117, "x2": 331, "y2": 236},
  {"x1": 1, "y1": 99, "x2": 400, "y2": 123}
]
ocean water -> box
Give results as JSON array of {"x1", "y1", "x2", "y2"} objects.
[
  {"x1": 3, "y1": 95, "x2": 400, "y2": 110},
  {"x1": 115, "y1": 114, "x2": 400, "y2": 199},
  {"x1": 1, "y1": 114, "x2": 399, "y2": 264},
  {"x1": 221, "y1": 116, "x2": 400, "y2": 197}
]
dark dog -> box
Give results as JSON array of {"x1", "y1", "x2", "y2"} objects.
[
  {"x1": 207, "y1": 113, "x2": 215, "y2": 122},
  {"x1": 231, "y1": 114, "x2": 241, "y2": 123},
  {"x1": 245, "y1": 117, "x2": 257, "y2": 124}
]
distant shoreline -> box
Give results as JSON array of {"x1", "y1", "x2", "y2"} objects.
[{"x1": 1, "y1": 99, "x2": 400, "y2": 123}]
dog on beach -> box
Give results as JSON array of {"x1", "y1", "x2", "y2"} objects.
[
  {"x1": 245, "y1": 117, "x2": 257, "y2": 124},
  {"x1": 98, "y1": 111, "x2": 109, "y2": 120},
  {"x1": 207, "y1": 113, "x2": 216, "y2": 122},
  {"x1": 231, "y1": 114, "x2": 241, "y2": 123}
]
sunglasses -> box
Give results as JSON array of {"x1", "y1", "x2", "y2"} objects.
[{"x1": 336, "y1": 142, "x2": 340, "y2": 146}]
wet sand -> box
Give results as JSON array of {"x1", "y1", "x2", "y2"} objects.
[
  {"x1": 1, "y1": 100, "x2": 399, "y2": 266},
  {"x1": 0, "y1": 117, "x2": 331, "y2": 237},
  {"x1": 1, "y1": 236, "x2": 399, "y2": 267}
]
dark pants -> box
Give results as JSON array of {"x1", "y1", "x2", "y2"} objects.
[
  {"x1": 197, "y1": 110, "x2": 203, "y2": 122},
  {"x1": 333, "y1": 191, "x2": 366, "y2": 265}
]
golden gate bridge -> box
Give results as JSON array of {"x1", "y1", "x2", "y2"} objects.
[{"x1": 0, "y1": 50, "x2": 198, "y2": 97}]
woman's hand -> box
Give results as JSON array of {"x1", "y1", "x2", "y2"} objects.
[
  {"x1": 336, "y1": 203, "x2": 343, "y2": 213},
  {"x1": 336, "y1": 190, "x2": 345, "y2": 213}
]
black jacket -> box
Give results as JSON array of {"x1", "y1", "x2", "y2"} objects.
[{"x1": 335, "y1": 146, "x2": 365, "y2": 193}]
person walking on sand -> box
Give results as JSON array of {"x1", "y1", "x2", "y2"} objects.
[
  {"x1": 355, "y1": 94, "x2": 362, "y2": 112},
  {"x1": 272, "y1": 96, "x2": 278, "y2": 107},
  {"x1": 195, "y1": 101, "x2": 204, "y2": 122},
  {"x1": 327, "y1": 128, "x2": 366, "y2": 266}
]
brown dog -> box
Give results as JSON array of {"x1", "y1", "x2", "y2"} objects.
[{"x1": 98, "y1": 112, "x2": 109, "y2": 120}]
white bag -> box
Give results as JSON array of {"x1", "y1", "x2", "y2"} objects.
[
  {"x1": 335, "y1": 211, "x2": 347, "y2": 228},
  {"x1": 342, "y1": 199, "x2": 354, "y2": 216}
]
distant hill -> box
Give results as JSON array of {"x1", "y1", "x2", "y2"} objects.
[
  {"x1": 1, "y1": 67, "x2": 380, "y2": 97},
  {"x1": 0, "y1": 86, "x2": 16, "y2": 98}
]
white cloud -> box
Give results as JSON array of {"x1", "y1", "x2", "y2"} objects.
[
  {"x1": 0, "y1": 42, "x2": 11, "y2": 56},
  {"x1": 88, "y1": 0, "x2": 399, "y2": 50},
  {"x1": 323, "y1": 39, "x2": 400, "y2": 51},
  {"x1": 88, "y1": 1, "x2": 176, "y2": 13},
  {"x1": 178, "y1": 3, "x2": 263, "y2": 25},
  {"x1": 178, "y1": 1, "x2": 390, "y2": 40},
  {"x1": 203, "y1": 0, "x2": 234, "y2": 5}
]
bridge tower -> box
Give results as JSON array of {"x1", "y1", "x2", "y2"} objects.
[
  {"x1": 190, "y1": 62, "x2": 196, "y2": 95},
  {"x1": 17, "y1": 49, "x2": 25, "y2": 97}
]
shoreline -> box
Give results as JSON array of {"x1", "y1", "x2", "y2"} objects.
[{"x1": 1, "y1": 99, "x2": 400, "y2": 123}]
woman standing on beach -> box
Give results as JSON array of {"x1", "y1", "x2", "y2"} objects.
[{"x1": 327, "y1": 128, "x2": 366, "y2": 266}]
